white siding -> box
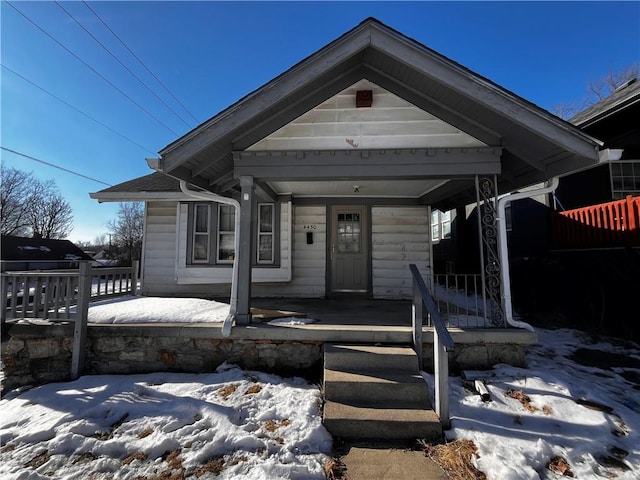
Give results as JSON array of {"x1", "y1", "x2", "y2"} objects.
[
  {"x1": 142, "y1": 201, "x2": 295, "y2": 297},
  {"x1": 257, "y1": 205, "x2": 326, "y2": 297},
  {"x1": 371, "y1": 206, "x2": 431, "y2": 299},
  {"x1": 248, "y1": 79, "x2": 485, "y2": 151}
]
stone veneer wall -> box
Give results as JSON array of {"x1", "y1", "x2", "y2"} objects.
[
  {"x1": 1, "y1": 324, "x2": 528, "y2": 395},
  {"x1": 1, "y1": 325, "x2": 323, "y2": 395}
]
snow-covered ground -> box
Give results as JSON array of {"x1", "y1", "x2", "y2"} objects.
[
  {"x1": 435, "y1": 328, "x2": 640, "y2": 479},
  {"x1": 2, "y1": 294, "x2": 639, "y2": 479},
  {"x1": 0, "y1": 365, "x2": 332, "y2": 479}
]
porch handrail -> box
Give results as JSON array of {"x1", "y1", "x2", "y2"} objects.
[
  {"x1": 409, "y1": 263, "x2": 455, "y2": 429},
  {"x1": 1, "y1": 261, "x2": 138, "y2": 380}
]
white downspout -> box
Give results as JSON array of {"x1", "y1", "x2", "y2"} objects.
[
  {"x1": 497, "y1": 177, "x2": 559, "y2": 331},
  {"x1": 179, "y1": 181, "x2": 240, "y2": 337}
]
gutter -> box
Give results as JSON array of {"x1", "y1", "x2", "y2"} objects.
[
  {"x1": 178, "y1": 181, "x2": 240, "y2": 337},
  {"x1": 496, "y1": 178, "x2": 559, "y2": 332},
  {"x1": 145, "y1": 159, "x2": 240, "y2": 337}
]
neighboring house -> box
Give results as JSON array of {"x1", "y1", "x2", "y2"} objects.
[
  {"x1": 1, "y1": 235, "x2": 93, "y2": 272},
  {"x1": 91, "y1": 18, "x2": 612, "y2": 327},
  {"x1": 433, "y1": 77, "x2": 639, "y2": 335}
]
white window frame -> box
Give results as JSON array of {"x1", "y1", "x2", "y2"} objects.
[
  {"x1": 257, "y1": 203, "x2": 275, "y2": 264},
  {"x1": 610, "y1": 160, "x2": 640, "y2": 199},
  {"x1": 191, "y1": 203, "x2": 211, "y2": 264},
  {"x1": 431, "y1": 209, "x2": 452, "y2": 242},
  {"x1": 217, "y1": 204, "x2": 235, "y2": 264}
]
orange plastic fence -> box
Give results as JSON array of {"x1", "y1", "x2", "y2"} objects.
[{"x1": 552, "y1": 195, "x2": 640, "y2": 248}]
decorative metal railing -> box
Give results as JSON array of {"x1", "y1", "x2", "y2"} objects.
[
  {"x1": 410, "y1": 264, "x2": 455, "y2": 429},
  {"x1": 432, "y1": 273, "x2": 493, "y2": 328}
]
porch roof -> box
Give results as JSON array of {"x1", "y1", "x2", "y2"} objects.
[{"x1": 154, "y1": 18, "x2": 603, "y2": 209}]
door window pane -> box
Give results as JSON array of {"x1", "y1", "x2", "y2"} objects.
[{"x1": 337, "y1": 212, "x2": 361, "y2": 253}]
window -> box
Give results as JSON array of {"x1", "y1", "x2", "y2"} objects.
[
  {"x1": 431, "y1": 209, "x2": 452, "y2": 242},
  {"x1": 217, "y1": 204, "x2": 235, "y2": 263},
  {"x1": 257, "y1": 204, "x2": 275, "y2": 263},
  {"x1": 611, "y1": 161, "x2": 640, "y2": 199},
  {"x1": 188, "y1": 202, "x2": 278, "y2": 266},
  {"x1": 192, "y1": 204, "x2": 211, "y2": 263}
]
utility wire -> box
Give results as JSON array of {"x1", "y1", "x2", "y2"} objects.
[
  {"x1": 54, "y1": 1, "x2": 192, "y2": 129},
  {"x1": 5, "y1": 1, "x2": 180, "y2": 137},
  {"x1": 2, "y1": 64, "x2": 157, "y2": 155},
  {"x1": 0, "y1": 147, "x2": 113, "y2": 187},
  {"x1": 82, "y1": 0, "x2": 200, "y2": 125}
]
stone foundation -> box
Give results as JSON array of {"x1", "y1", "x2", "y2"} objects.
[{"x1": 1, "y1": 323, "x2": 533, "y2": 395}]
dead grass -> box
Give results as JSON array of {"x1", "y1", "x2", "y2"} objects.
[
  {"x1": 123, "y1": 452, "x2": 148, "y2": 465},
  {"x1": 217, "y1": 383, "x2": 239, "y2": 400},
  {"x1": 542, "y1": 404, "x2": 554, "y2": 415},
  {"x1": 138, "y1": 427, "x2": 154, "y2": 439},
  {"x1": 25, "y1": 450, "x2": 50, "y2": 469},
  {"x1": 324, "y1": 457, "x2": 348, "y2": 480},
  {"x1": 194, "y1": 458, "x2": 225, "y2": 477},
  {"x1": 72, "y1": 452, "x2": 98, "y2": 465},
  {"x1": 506, "y1": 389, "x2": 538, "y2": 412},
  {"x1": 264, "y1": 419, "x2": 291, "y2": 432},
  {"x1": 164, "y1": 450, "x2": 183, "y2": 470},
  {"x1": 422, "y1": 439, "x2": 486, "y2": 480},
  {"x1": 547, "y1": 455, "x2": 574, "y2": 477},
  {"x1": 245, "y1": 384, "x2": 262, "y2": 395}
]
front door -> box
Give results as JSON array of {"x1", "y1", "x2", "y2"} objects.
[{"x1": 329, "y1": 205, "x2": 369, "y2": 293}]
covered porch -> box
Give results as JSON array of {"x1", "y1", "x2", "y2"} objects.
[{"x1": 142, "y1": 19, "x2": 606, "y2": 333}]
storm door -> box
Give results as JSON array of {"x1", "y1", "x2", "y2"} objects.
[{"x1": 329, "y1": 205, "x2": 369, "y2": 293}]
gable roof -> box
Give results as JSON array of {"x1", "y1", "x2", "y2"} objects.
[
  {"x1": 1, "y1": 235, "x2": 92, "y2": 263},
  {"x1": 149, "y1": 18, "x2": 602, "y2": 207},
  {"x1": 570, "y1": 78, "x2": 640, "y2": 128}
]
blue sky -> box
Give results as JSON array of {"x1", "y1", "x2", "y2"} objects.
[{"x1": 1, "y1": 1, "x2": 639, "y2": 243}]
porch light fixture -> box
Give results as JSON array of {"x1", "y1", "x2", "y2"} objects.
[
  {"x1": 356, "y1": 90, "x2": 372, "y2": 108},
  {"x1": 353, "y1": 185, "x2": 360, "y2": 193}
]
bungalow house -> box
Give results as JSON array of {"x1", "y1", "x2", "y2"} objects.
[{"x1": 91, "y1": 18, "x2": 615, "y2": 332}]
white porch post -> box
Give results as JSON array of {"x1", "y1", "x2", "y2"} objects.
[{"x1": 236, "y1": 176, "x2": 255, "y2": 324}]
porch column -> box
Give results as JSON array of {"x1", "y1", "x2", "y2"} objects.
[
  {"x1": 236, "y1": 175, "x2": 255, "y2": 324},
  {"x1": 475, "y1": 175, "x2": 505, "y2": 326}
]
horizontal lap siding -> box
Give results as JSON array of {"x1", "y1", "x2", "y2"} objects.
[
  {"x1": 371, "y1": 206, "x2": 430, "y2": 299},
  {"x1": 256, "y1": 205, "x2": 326, "y2": 297}
]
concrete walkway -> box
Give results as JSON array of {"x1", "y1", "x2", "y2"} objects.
[{"x1": 340, "y1": 443, "x2": 449, "y2": 480}]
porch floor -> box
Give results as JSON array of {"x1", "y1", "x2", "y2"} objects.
[{"x1": 251, "y1": 297, "x2": 411, "y2": 327}]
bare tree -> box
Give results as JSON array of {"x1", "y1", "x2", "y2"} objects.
[
  {"x1": 553, "y1": 63, "x2": 639, "y2": 119},
  {"x1": 107, "y1": 202, "x2": 144, "y2": 266},
  {"x1": 1, "y1": 167, "x2": 74, "y2": 239},
  {"x1": 28, "y1": 179, "x2": 74, "y2": 239},
  {"x1": 1, "y1": 166, "x2": 36, "y2": 236}
]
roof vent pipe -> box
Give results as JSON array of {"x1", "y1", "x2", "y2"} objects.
[
  {"x1": 179, "y1": 181, "x2": 240, "y2": 337},
  {"x1": 496, "y1": 177, "x2": 559, "y2": 332}
]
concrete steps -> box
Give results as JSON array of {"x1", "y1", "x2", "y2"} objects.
[{"x1": 323, "y1": 344, "x2": 442, "y2": 442}]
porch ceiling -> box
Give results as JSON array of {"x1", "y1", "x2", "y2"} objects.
[{"x1": 154, "y1": 18, "x2": 602, "y2": 209}]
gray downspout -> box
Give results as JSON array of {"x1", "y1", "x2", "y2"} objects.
[
  {"x1": 179, "y1": 181, "x2": 240, "y2": 337},
  {"x1": 497, "y1": 177, "x2": 559, "y2": 331}
]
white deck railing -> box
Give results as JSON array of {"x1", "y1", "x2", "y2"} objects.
[
  {"x1": 410, "y1": 264, "x2": 455, "y2": 429},
  {"x1": 1, "y1": 262, "x2": 138, "y2": 379}
]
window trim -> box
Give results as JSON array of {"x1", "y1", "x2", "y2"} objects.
[
  {"x1": 257, "y1": 203, "x2": 275, "y2": 264},
  {"x1": 191, "y1": 203, "x2": 212, "y2": 264},
  {"x1": 216, "y1": 204, "x2": 236, "y2": 264}
]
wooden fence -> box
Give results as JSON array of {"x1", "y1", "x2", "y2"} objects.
[
  {"x1": 1, "y1": 261, "x2": 138, "y2": 378},
  {"x1": 552, "y1": 195, "x2": 640, "y2": 248}
]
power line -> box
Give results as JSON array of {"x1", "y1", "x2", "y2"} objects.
[
  {"x1": 0, "y1": 147, "x2": 113, "y2": 187},
  {"x1": 5, "y1": 1, "x2": 180, "y2": 137},
  {"x1": 54, "y1": 1, "x2": 192, "y2": 129},
  {"x1": 82, "y1": 0, "x2": 200, "y2": 124},
  {"x1": 2, "y1": 64, "x2": 157, "y2": 155}
]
